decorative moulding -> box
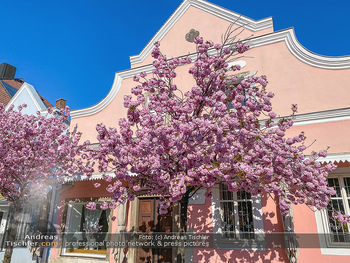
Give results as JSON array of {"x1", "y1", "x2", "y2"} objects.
[
  {"x1": 64, "y1": 173, "x2": 104, "y2": 182},
  {"x1": 71, "y1": 7, "x2": 350, "y2": 119},
  {"x1": 70, "y1": 64, "x2": 154, "y2": 119},
  {"x1": 317, "y1": 152, "x2": 350, "y2": 164},
  {"x1": 249, "y1": 28, "x2": 350, "y2": 69},
  {"x1": 273, "y1": 107, "x2": 350, "y2": 127},
  {"x1": 63, "y1": 170, "x2": 137, "y2": 182}
]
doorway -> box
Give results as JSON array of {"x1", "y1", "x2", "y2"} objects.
[{"x1": 136, "y1": 198, "x2": 172, "y2": 263}]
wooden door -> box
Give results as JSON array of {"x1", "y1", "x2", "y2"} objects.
[{"x1": 136, "y1": 198, "x2": 172, "y2": 263}]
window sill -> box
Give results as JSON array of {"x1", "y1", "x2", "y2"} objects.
[
  {"x1": 319, "y1": 247, "x2": 350, "y2": 256},
  {"x1": 213, "y1": 235, "x2": 265, "y2": 250},
  {"x1": 60, "y1": 251, "x2": 107, "y2": 259}
]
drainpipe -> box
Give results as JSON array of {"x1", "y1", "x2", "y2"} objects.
[
  {"x1": 41, "y1": 181, "x2": 74, "y2": 263},
  {"x1": 40, "y1": 184, "x2": 58, "y2": 263},
  {"x1": 281, "y1": 205, "x2": 300, "y2": 263}
]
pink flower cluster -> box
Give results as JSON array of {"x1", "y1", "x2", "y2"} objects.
[
  {"x1": 332, "y1": 211, "x2": 350, "y2": 224},
  {"x1": 0, "y1": 104, "x2": 91, "y2": 207},
  {"x1": 92, "y1": 36, "x2": 347, "y2": 223}
]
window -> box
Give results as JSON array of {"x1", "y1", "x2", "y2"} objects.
[
  {"x1": 220, "y1": 184, "x2": 255, "y2": 239},
  {"x1": 212, "y1": 185, "x2": 264, "y2": 249},
  {"x1": 326, "y1": 177, "x2": 350, "y2": 243},
  {"x1": 315, "y1": 171, "x2": 350, "y2": 255},
  {"x1": 62, "y1": 201, "x2": 110, "y2": 258}
]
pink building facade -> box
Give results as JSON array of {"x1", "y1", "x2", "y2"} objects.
[{"x1": 49, "y1": 0, "x2": 350, "y2": 262}]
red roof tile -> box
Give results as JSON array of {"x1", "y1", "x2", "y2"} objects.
[
  {"x1": 0, "y1": 81, "x2": 15, "y2": 105},
  {"x1": 0, "y1": 79, "x2": 52, "y2": 108},
  {"x1": 2, "y1": 79, "x2": 24, "y2": 89}
]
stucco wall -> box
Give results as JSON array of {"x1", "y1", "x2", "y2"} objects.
[{"x1": 66, "y1": 2, "x2": 350, "y2": 263}]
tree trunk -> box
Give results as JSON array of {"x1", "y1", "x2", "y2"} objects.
[
  {"x1": 3, "y1": 203, "x2": 22, "y2": 263},
  {"x1": 179, "y1": 197, "x2": 189, "y2": 233},
  {"x1": 177, "y1": 191, "x2": 190, "y2": 263}
]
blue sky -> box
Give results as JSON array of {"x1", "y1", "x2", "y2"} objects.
[{"x1": 1, "y1": 0, "x2": 349, "y2": 110}]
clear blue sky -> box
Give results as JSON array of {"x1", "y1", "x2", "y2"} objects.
[{"x1": 1, "y1": 0, "x2": 349, "y2": 110}]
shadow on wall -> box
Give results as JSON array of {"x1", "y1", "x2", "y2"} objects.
[{"x1": 187, "y1": 191, "x2": 289, "y2": 263}]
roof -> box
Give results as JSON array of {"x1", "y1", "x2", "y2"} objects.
[{"x1": 0, "y1": 79, "x2": 52, "y2": 108}]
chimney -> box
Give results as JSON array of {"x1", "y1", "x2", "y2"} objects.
[
  {"x1": 55, "y1": 98, "x2": 66, "y2": 109},
  {"x1": 0, "y1": 63, "x2": 17, "y2": 79}
]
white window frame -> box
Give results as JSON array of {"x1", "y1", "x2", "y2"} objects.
[
  {"x1": 315, "y1": 167, "x2": 350, "y2": 256},
  {"x1": 0, "y1": 201, "x2": 9, "y2": 251},
  {"x1": 212, "y1": 185, "x2": 265, "y2": 250},
  {"x1": 61, "y1": 201, "x2": 110, "y2": 259}
]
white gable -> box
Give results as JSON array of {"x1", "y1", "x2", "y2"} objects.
[{"x1": 5, "y1": 82, "x2": 47, "y2": 115}]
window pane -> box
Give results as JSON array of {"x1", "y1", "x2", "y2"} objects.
[
  {"x1": 328, "y1": 178, "x2": 341, "y2": 197},
  {"x1": 67, "y1": 203, "x2": 84, "y2": 236},
  {"x1": 238, "y1": 201, "x2": 255, "y2": 239},
  {"x1": 221, "y1": 184, "x2": 233, "y2": 200},
  {"x1": 221, "y1": 201, "x2": 236, "y2": 239},
  {"x1": 344, "y1": 177, "x2": 350, "y2": 197},
  {"x1": 326, "y1": 197, "x2": 349, "y2": 242},
  {"x1": 65, "y1": 203, "x2": 109, "y2": 254},
  {"x1": 237, "y1": 189, "x2": 251, "y2": 200}
]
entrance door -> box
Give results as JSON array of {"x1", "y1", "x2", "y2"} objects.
[{"x1": 136, "y1": 198, "x2": 172, "y2": 263}]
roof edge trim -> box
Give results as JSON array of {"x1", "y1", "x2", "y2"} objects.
[
  {"x1": 250, "y1": 28, "x2": 350, "y2": 69},
  {"x1": 72, "y1": 29, "x2": 350, "y2": 119}
]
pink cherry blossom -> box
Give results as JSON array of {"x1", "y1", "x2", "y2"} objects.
[
  {"x1": 0, "y1": 104, "x2": 90, "y2": 205},
  {"x1": 100, "y1": 202, "x2": 109, "y2": 210},
  {"x1": 86, "y1": 202, "x2": 96, "y2": 211},
  {"x1": 0, "y1": 103, "x2": 92, "y2": 262},
  {"x1": 91, "y1": 34, "x2": 348, "y2": 233}
]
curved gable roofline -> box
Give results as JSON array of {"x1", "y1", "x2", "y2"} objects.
[
  {"x1": 250, "y1": 28, "x2": 350, "y2": 69},
  {"x1": 129, "y1": 0, "x2": 273, "y2": 66},
  {"x1": 71, "y1": 28, "x2": 350, "y2": 120}
]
